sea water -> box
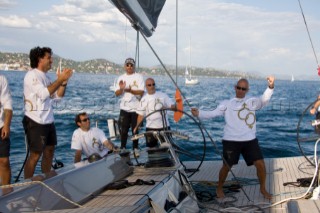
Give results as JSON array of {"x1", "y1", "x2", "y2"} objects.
[{"x1": 1, "y1": 70, "x2": 319, "y2": 181}]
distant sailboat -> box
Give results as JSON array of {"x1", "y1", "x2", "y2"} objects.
[
  {"x1": 185, "y1": 39, "x2": 199, "y2": 85},
  {"x1": 56, "y1": 59, "x2": 62, "y2": 74},
  {"x1": 185, "y1": 67, "x2": 198, "y2": 85},
  {"x1": 109, "y1": 78, "x2": 117, "y2": 92},
  {"x1": 291, "y1": 74, "x2": 294, "y2": 82}
]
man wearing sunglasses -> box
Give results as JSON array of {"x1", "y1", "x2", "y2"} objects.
[
  {"x1": 71, "y1": 112, "x2": 117, "y2": 163},
  {"x1": 114, "y1": 58, "x2": 144, "y2": 156},
  {"x1": 191, "y1": 76, "x2": 275, "y2": 199},
  {"x1": 135, "y1": 78, "x2": 175, "y2": 148}
]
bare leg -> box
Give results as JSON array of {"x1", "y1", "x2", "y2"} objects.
[
  {"x1": 254, "y1": 159, "x2": 272, "y2": 199},
  {"x1": 0, "y1": 157, "x2": 11, "y2": 185},
  {"x1": 41, "y1": 145, "x2": 55, "y2": 174},
  {"x1": 24, "y1": 151, "x2": 41, "y2": 179},
  {"x1": 216, "y1": 164, "x2": 230, "y2": 198}
]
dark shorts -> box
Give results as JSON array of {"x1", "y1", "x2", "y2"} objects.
[
  {"x1": 0, "y1": 128, "x2": 10, "y2": 157},
  {"x1": 222, "y1": 138, "x2": 263, "y2": 166},
  {"x1": 23, "y1": 116, "x2": 57, "y2": 152}
]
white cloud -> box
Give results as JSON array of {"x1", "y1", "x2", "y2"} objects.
[
  {"x1": 0, "y1": 0, "x2": 319, "y2": 77},
  {"x1": 0, "y1": 0, "x2": 15, "y2": 9},
  {"x1": 0, "y1": 15, "x2": 31, "y2": 28}
]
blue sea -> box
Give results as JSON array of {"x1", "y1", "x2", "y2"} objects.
[{"x1": 1, "y1": 70, "x2": 319, "y2": 181}]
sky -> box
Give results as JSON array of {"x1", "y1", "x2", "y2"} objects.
[{"x1": 0, "y1": 0, "x2": 320, "y2": 79}]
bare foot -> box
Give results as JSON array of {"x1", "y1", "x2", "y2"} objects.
[
  {"x1": 216, "y1": 187, "x2": 225, "y2": 198},
  {"x1": 1, "y1": 187, "x2": 13, "y2": 196},
  {"x1": 261, "y1": 189, "x2": 272, "y2": 199}
]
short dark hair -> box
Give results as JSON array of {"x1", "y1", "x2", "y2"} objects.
[
  {"x1": 75, "y1": 112, "x2": 87, "y2": 126},
  {"x1": 29, "y1": 46, "x2": 52, "y2": 68}
]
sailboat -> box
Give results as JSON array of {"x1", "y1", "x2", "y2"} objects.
[
  {"x1": 185, "y1": 40, "x2": 199, "y2": 85},
  {"x1": 2, "y1": 1, "x2": 320, "y2": 213},
  {"x1": 185, "y1": 67, "x2": 198, "y2": 85},
  {"x1": 291, "y1": 74, "x2": 295, "y2": 82}
]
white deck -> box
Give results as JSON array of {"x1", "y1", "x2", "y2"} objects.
[
  {"x1": 185, "y1": 156, "x2": 318, "y2": 213},
  {"x1": 38, "y1": 155, "x2": 319, "y2": 213}
]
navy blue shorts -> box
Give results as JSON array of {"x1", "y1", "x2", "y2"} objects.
[
  {"x1": 23, "y1": 116, "x2": 57, "y2": 152},
  {"x1": 0, "y1": 128, "x2": 10, "y2": 157},
  {"x1": 222, "y1": 138, "x2": 263, "y2": 166}
]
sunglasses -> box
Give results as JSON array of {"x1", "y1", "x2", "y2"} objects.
[
  {"x1": 147, "y1": 83, "x2": 156, "y2": 87},
  {"x1": 81, "y1": 118, "x2": 90, "y2": 122},
  {"x1": 236, "y1": 86, "x2": 247, "y2": 91},
  {"x1": 126, "y1": 63, "x2": 134, "y2": 67}
]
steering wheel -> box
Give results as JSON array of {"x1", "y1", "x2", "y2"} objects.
[
  {"x1": 297, "y1": 99, "x2": 320, "y2": 166},
  {"x1": 132, "y1": 108, "x2": 206, "y2": 178}
]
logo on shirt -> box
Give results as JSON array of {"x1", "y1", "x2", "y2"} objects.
[{"x1": 237, "y1": 103, "x2": 256, "y2": 129}]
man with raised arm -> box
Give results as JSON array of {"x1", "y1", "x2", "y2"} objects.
[{"x1": 191, "y1": 76, "x2": 275, "y2": 199}]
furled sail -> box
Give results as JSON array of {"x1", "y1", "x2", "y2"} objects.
[{"x1": 109, "y1": 0, "x2": 166, "y2": 37}]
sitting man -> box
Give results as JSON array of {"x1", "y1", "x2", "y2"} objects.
[{"x1": 71, "y1": 112, "x2": 117, "y2": 163}]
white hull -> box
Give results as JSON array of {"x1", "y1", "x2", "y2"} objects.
[{"x1": 185, "y1": 77, "x2": 199, "y2": 85}]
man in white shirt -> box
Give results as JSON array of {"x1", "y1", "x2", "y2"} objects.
[
  {"x1": 115, "y1": 58, "x2": 144, "y2": 154},
  {"x1": 191, "y1": 76, "x2": 275, "y2": 199},
  {"x1": 71, "y1": 112, "x2": 117, "y2": 163},
  {"x1": 23, "y1": 46, "x2": 73, "y2": 179},
  {"x1": 135, "y1": 78, "x2": 175, "y2": 147},
  {"x1": 0, "y1": 75, "x2": 12, "y2": 188}
]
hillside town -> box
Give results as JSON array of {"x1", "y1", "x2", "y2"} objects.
[{"x1": 0, "y1": 51, "x2": 258, "y2": 79}]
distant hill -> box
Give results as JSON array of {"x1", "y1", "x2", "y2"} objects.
[{"x1": 0, "y1": 51, "x2": 261, "y2": 79}]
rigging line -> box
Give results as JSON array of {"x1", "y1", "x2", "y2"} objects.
[
  {"x1": 297, "y1": 0, "x2": 319, "y2": 66},
  {"x1": 175, "y1": 0, "x2": 178, "y2": 83},
  {"x1": 140, "y1": 32, "x2": 252, "y2": 202},
  {"x1": 135, "y1": 31, "x2": 140, "y2": 71},
  {"x1": 140, "y1": 32, "x2": 190, "y2": 107}
]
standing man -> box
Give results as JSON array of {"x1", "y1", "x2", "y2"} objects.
[
  {"x1": 0, "y1": 75, "x2": 12, "y2": 187},
  {"x1": 71, "y1": 112, "x2": 117, "y2": 163},
  {"x1": 23, "y1": 46, "x2": 73, "y2": 179},
  {"x1": 135, "y1": 78, "x2": 175, "y2": 148},
  {"x1": 115, "y1": 58, "x2": 144, "y2": 155},
  {"x1": 191, "y1": 76, "x2": 275, "y2": 199}
]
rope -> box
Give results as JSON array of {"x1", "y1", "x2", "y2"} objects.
[
  {"x1": 297, "y1": 0, "x2": 319, "y2": 68},
  {"x1": 0, "y1": 181, "x2": 83, "y2": 208}
]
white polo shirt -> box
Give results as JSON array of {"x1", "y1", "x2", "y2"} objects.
[
  {"x1": 136, "y1": 91, "x2": 174, "y2": 128},
  {"x1": 115, "y1": 72, "x2": 144, "y2": 112},
  {"x1": 0, "y1": 75, "x2": 12, "y2": 129},
  {"x1": 71, "y1": 127, "x2": 109, "y2": 158},
  {"x1": 199, "y1": 87, "x2": 274, "y2": 141},
  {"x1": 23, "y1": 69, "x2": 61, "y2": 124}
]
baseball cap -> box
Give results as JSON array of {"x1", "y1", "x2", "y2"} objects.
[{"x1": 125, "y1": 58, "x2": 135, "y2": 65}]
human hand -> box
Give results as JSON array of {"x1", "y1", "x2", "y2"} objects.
[
  {"x1": 267, "y1": 76, "x2": 275, "y2": 88},
  {"x1": 58, "y1": 68, "x2": 73, "y2": 82},
  {"x1": 119, "y1": 80, "x2": 126, "y2": 90},
  {"x1": 1, "y1": 125, "x2": 10, "y2": 140},
  {"x1": 191, "y1": 108, "x2": 199, "y2": 117},
  {"x1": 310, "y1": 108, "x2": 317, "y2": 115}
]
